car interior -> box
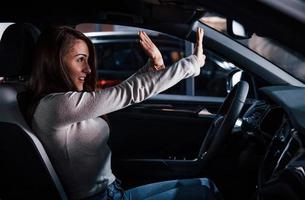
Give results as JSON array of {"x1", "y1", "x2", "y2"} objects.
[{"x1": 1, "y1": 1, "x2": 305, "y2": 200}]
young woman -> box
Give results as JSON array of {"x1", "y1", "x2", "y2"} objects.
[{"x1": 26, "y1": 26, "x2": 220, "y2": 200}]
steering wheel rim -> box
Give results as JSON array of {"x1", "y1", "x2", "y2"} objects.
[{"x1": 198, "y1": 81, "x2": 249, "y2": 161}]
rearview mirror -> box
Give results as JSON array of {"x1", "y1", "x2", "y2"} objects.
[{"x1": 227, "y1": 19, "x2": 252, "y2": 39}]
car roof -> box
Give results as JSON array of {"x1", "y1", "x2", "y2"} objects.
[{"x1": 1, "y1": 0, "x2": 305, "y2": 55}]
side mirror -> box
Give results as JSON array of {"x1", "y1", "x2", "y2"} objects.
[
  {"x1": 227, "y1": 19, "x2": 252, "y2": 39},
  {"x1": 226, "y1": 70, "x2": 242, "y2": 93}
]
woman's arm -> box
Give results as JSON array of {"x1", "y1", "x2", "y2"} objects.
[
  {"x1": 39, "y1": 28, "x2": 205, "y2": 126},
  {"x1": 41, "y1": 54, "x2": 203, "y2": 126}
]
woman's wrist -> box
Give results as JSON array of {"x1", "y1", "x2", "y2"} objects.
[
  {"x1": 193, "y1": 54, "x2": 206, "y2": 67},
  {"x1": 151, "y1": 55, "x2": 165, "y2": 70}
]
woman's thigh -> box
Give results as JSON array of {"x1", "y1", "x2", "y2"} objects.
[{"x1": 124, "y1": 178, "x2": 220, "y2": 200}]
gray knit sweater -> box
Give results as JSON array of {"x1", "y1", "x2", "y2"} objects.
[{"x1": 32, "y1": 55, "x2": 204, "y2": 199}]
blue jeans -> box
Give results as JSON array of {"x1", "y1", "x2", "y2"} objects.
[{"x1": 87, "y1": 178, "x2": 221, "y2": 200}]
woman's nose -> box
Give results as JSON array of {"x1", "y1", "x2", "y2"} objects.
[{"x1": 83, "y1": 63, "x2": 91, "y2": 74}]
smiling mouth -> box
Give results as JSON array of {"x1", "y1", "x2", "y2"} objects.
[{"x1": 78, "y1": 77, "x2": 86, "y2": 83}]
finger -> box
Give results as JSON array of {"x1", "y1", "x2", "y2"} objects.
[
  {"x1": 139, "y1": 39, "x2": 151, "y2": 53},
  {"x1": 139, "y1": 31, "x2": 150, "y2": 43},
  {"x1": 139, "y1": 38, "x2": 150, "y2": 52},
  {"x1": 197, "y1": 27, "x2": 203, "y2": 44},
  {"x1": 139, "y1": 32, "x2": 153, "y2": 49},
  {"x1": 140, "y1": 31, "x2": 154, "y2": 48},
  {"x1": 142, "y1": 32, "x2": 157, "y2": 51},
  {"x1": 196, "y1": 28, "x2": 200, "y2": 44},
  {"x1": 140, "y1": 39, "x2": 154, "y2": 54},
  {"x1": 139, "y1": 31, "x2": 147, "y2": 42},
  {"x1": 199, "y1": 27, "x2": 204, "y2": 42},
  {"x1": 142, "y1": 31, "x2": 153, "y2": 44},
  {"x1": 140, "y1": 39, "x2": 154, "y2": 57}
]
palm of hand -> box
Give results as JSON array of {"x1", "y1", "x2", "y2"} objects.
[
  {"x1": 139, "y1": 31, "x2": 164, "y2": 70},
  {"x1": 194, "y1": 27, "x2": 204, "y2": 63},
  {"x1": 139, "y1": 28, "x2": 205, "y2": 70}
]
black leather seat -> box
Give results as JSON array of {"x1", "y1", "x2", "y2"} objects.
[{"x1": 0, "y1": 23, "x2": 67, "y2": 199}]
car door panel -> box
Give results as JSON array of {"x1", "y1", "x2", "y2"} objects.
[
  {"x1": 108, "y1": 96, "x2": 224, "y2": 158},
  {"x1": 108, "y1": 95, "x2": 224, "y2": 186}
]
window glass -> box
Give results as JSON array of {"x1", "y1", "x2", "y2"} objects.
[
  {"x1": 0, "y1": 23, "x2": 13, "y2": 40},
  {"x1": 199, "y1": 14, "x2": 305, "y2": 83},
  {"x1": 0, "y1": 23, "x2": 14, "y2": 84},
  {"x1": 195, "y1": 50, "x2": 238, "y2": 97},
  {"x1": 77, "y1": 23, "x2": 238, "y2": 97}
]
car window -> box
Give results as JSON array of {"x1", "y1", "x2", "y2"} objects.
[
  {"x1": 200, "y1": 14, "x2": 305, "y2": 83},
  {"x1": 95, "y1": 42, "x2": 144, "y2": 71},
  {"x1": 195, "y1": 50, "x2": 237, "y2": 97},
  {"x1": 0, "y1": 23, "x2": 14, "y2": 84},
  {"x1": 77, "y1": 23, "x2": 237, "y2": 97},
  {"x1": 77, "y1": 24, "x2": 187, "y2": 94},
  {"x1": 0, "y1": 23, "x2": 14, "y2": 40}
]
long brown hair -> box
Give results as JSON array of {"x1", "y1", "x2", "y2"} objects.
[{"x1": 26, "y1": 26, "x2": 97, "y2": 124}]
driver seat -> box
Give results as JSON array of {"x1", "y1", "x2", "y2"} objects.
[{"x1": 0, "y1": 23, "x2": 67, "y2": 199}]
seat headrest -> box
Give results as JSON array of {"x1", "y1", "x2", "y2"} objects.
[{"x1": 0, "y1": 23, "x2": 40, "y2": 77}]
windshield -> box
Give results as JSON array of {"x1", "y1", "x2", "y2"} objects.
[{"x1": 199, "y1": 15, "x2": 305, "y2": 83}]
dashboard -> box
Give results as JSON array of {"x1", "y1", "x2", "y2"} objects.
[{"x1": 241, "y1": 85, "x2": 305, "y2": 198}]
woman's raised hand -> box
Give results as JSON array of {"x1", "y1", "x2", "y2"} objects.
[
  {"x1": 139, "y1": 31, "x2": 165, "y2": 70},
  {"x1": 139, "y1": 28, "x2": 205, "y2": 70},
  {"x1": 194, "y1": 27, "x2": 206, "y2": 65}
]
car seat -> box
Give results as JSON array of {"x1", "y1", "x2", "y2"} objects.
[{"x1": 0, "y1": 23, "x2": 67, "y2": 199}]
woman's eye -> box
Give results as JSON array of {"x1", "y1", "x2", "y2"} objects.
[{"x1": 77, "y1": 57, "x2": 84, "y2": 62}]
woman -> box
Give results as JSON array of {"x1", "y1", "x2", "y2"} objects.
[{"x1": 26, "y1": 26, "x2": 220, "y2": 199}]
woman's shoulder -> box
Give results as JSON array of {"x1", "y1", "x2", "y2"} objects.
[
  {"x1": 37, "y1": 91, "x2": 73, "y2": 106},
  {"x1": 40, "y1": 91, "x2": 97, "y2": 105},
  {"x1": 42, "y1": 91, "x2": 79, "y2": 100}
]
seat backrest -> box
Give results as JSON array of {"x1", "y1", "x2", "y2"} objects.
[{"x1": 0, "y1": 23, "x2": 67, "y2": 200}]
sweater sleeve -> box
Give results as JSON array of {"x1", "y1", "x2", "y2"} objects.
[{"x1": 38, "y1": 55, "x2": 203, "y2": 126}]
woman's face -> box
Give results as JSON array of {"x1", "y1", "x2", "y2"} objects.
[{"x1": 63, "y1": 39, "x2": 91, "y2": 91}]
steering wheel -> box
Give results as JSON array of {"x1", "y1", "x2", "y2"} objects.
[{"x1": 198, "y1": 81, "x2": 249, "y2": 161}]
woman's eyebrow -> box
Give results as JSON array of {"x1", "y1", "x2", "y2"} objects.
[{"x1": 74, "y1": 53, "x2": 88, "y2": 57}]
